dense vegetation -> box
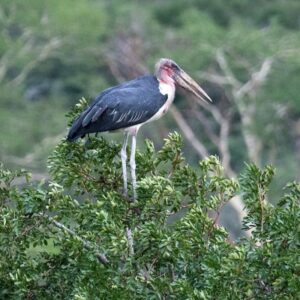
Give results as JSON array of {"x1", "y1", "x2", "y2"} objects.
[{"x1": 1, "y1": 130, "x2": 299, "y2": 298}]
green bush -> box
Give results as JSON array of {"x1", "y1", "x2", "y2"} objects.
[{"x1": 0, "y1": 106, "x2": 299, "y2": 299}]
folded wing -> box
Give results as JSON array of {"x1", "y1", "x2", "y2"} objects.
[{"x1": 67, "y1": 76, "x2": 167, "y2": 141}]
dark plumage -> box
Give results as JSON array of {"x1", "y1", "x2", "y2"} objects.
[{"x1": 67, "y1": 76, "x2": 167, "y2": 141}]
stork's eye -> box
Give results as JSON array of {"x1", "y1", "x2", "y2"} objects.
[{"x1": 171, "y1": 63, "x2": 180, "y2": 71}]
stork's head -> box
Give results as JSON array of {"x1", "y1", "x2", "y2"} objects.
[{"x1": 155, "y1": 58, "x2": 212, "y2": 103}]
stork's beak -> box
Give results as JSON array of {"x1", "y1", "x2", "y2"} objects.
[{"x1": 174, "y1": 68, "x2": 212, "y2": 103}]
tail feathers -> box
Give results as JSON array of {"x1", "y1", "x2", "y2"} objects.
[
  {"x1": 67, "y1": 114, "x2": 85, "y2": 141},
  {"x1": 67, "y1": 104, "x2": 107, "y2": 141}
]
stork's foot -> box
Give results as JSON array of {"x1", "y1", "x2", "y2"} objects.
[{"x1": 121, "y1": 188, "x2": 136, "y2": 202}]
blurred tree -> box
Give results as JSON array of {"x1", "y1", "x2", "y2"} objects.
[
  {"x1": 0, "y1": 0, "x2": 110, "y2": 169},
  {"x1": 0, "y1": 0, "x2": 299, "y2": 201}
]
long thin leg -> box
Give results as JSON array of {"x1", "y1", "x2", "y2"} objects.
[
  {"x1": 130, "y1": 134, "x2": 137, "y2": 202},
  {"x1": 120, "y1": 132, "x2": 129, "y2": 197}
]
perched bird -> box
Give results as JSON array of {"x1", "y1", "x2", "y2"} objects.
[{"x1": 67, "y1": 58, "x2": 212, "y2": 201}]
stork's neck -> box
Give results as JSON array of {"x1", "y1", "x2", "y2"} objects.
[{"x1": 156, "y1": 68, "x2": 175, "y2": 87}]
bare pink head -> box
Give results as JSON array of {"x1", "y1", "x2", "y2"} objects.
[{"x1": 155, "y1": 58, "x2": 212, "y2": 103}]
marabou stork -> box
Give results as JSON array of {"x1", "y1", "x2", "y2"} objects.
[{"x1": 67, "y1": 58, "x2": 212, "y2": 201}]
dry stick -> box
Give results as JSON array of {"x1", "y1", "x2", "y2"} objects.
[
  {"x1": 190, "y1": 106, "x2": 219, "y2": 147},
  {"x1": 216, "y1": 51, "x2": 274, "y2": 166},
  {"x1": 170, "y1": 106, "x2": 209, "y2": 159},
  {"x1": 188, "y1": 99, "x2": 236, "y2": 178},
  {"x1": 196, "y1": 52, "x2": 275, "y2": 236},
  {"x1": 37, "y1": 213, "x2": 109, "y2": 265}
]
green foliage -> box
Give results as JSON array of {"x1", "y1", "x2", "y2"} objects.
[
  {"x1": 1, "y1": 129, "x2": 299, "y2": 299},
  {"x1": 0, "y1": 0, "x2": 110, "y2": 168}
]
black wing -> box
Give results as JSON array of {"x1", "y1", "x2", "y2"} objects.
[{"x1": 67, "y1": 76, "x2": 167, "y2": 141}]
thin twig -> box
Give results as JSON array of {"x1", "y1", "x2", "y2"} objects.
[
  {"x1": 36, "y1": 213, "x2": 109, "y2": 265},
  {"x1": 216, "y1": 49, "x2": 241, "y2": 88},
  {"x1": 235, "y1": 58, "x2": 273, "y2": 99}
]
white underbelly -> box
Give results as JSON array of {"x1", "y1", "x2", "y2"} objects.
[{"x1": 146, "y1": 81, "x2": 175, "y2": 123}]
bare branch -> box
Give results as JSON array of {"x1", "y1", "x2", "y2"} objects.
[
  {"x1": 216, "y1": 49, "x2": 241, "y2": 88},
  {"x1": 219, "y1": 119, "x2": 235, "y2": 178},
  {"x1": 235, "y1": 58, "x2": 273, "y2": 99},
  {"x1": 213, "y1": 52, "x2": 274, "y2": 166},
  {"x1": 170, "y1": 106, "x2": 209, "y2": 159},
  {"x1": 37, "y1": 213, "x2": 109, "y2": 265},
  {"x1": 192, "y1": 97, "x2": 225, "y2": 126},
  {"x1": 192, "y1": 108, "x2": 220, "y2": 147},
  {"x1": 197, "y1": 71, "x2": 231, "y2": 86}
]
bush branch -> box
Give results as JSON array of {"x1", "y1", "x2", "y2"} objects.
[{"x1": 36, "y1": 213, "x2": 109, "y2": 266}]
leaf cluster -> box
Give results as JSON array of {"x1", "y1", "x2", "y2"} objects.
[{"x1": 0, "y1": 126, "x2": 299, "y2": 299}]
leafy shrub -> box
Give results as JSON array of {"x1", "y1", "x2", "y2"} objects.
[{"x1": 0, "y1": 108, "x2": 299, "y2": 299}]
